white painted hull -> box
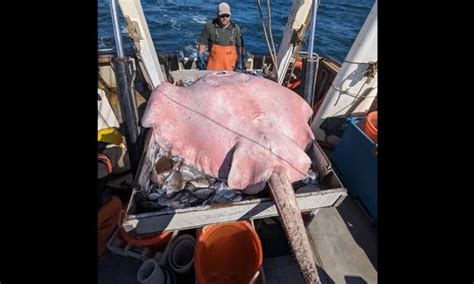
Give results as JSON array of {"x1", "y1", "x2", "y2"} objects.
[{"x1": 311, "y1": 1, "x2": 377, "y2": 143}]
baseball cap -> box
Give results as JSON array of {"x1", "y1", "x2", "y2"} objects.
[{"x1": 218, "y1": 2, "x2": 231, "y2": 16}]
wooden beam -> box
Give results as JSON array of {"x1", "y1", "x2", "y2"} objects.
[
  {"x1": 276, "y1": 0, "x2": 313, "y2": 84},
  {"x1": 117, "y1": 0, "x2": 166, "y2": 88}
]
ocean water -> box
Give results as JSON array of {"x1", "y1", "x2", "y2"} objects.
[{"x1": 98, "y1": 0, "x2": 375, "y2": 63}]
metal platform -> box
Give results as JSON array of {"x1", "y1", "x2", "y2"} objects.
[{"x1": 122, "y1": 131, "x2": 347, "y2": 235}]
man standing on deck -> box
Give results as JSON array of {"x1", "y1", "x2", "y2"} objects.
[{"x1": 197, "y1": 2, "x2": 245, "y2": 71}]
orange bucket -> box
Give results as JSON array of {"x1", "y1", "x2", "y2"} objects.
[
  {"x1": 194, "y1": 221, "x2": 263, "y2": 284},
  {"x1": 362, "y1": 111, "x2": 377, "y2": 143},
  {"x1": 118, "y1": 210, "x2": 172, "y2": 250}
]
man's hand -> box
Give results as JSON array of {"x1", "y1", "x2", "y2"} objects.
[
  {"x1": 236, "y1": 54, "x2": 246, "y2": 71},
  {"x1": 197, "y1": 52, "x2": 206, "y2": 70}
]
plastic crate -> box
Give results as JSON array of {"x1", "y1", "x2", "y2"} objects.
[{"x1": 331, "y1": 117, "x2": 377, "y2": 224}]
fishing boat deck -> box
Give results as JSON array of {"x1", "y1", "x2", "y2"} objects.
[
  {"x1": 98, "y1": 193, "x2": 377, "y2": 283},
  {"x1": 98, "y1": 53, "x2": 376, "y2": 283}
]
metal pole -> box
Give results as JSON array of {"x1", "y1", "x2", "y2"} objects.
[
  {"x1": 109, "y1": 0, "x2": 141, "y2": 176},
  {"x1": 109, "y1": 0, "x2": 124, "y2": 57},
  {"x1": 308, "y1": 0, "x2": 318, "y2": 61},
  {"x1": 303, "y1": 0, "x2": 320, "y2": 108},
  {"x1": 113, "y1": 58, "x2": 141, "y2": 175}
]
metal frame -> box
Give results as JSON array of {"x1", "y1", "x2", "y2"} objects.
[{"x1": 123, "y1": 129, "x2": 347, "y2": 235}]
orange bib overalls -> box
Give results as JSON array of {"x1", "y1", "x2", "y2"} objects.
[{"x1": 207, "y1": 25, "x2": 238, "y2": 71}]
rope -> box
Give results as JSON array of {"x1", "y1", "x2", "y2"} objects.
[
  {"x1": 125, "y1": 16, "x2": 143, "y2": 42},
  {"x1": 330, "y1": 60, "x2": 377, "y2": 96},
  {"x1": 266, "y1": 0, "x2": 278, "y2": 71},
  {"x1": 98, "y1": 73, "x2": 111, "y2": 91},
  {"x1": 256, "y1": 0, "x2": 278, "y2": 80},
  {"x1": 343, "y1": 61, "x2": 377, "y2": 80},
  {"x1": 328, "y1": 75, "x2": 377, "y2": 116},
  {"x1": 365, "y1": 61, "x2": 377, "y2": 80},
  {"x1": 330, "y1": 81, "x2": 377, "y2": 98}
]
